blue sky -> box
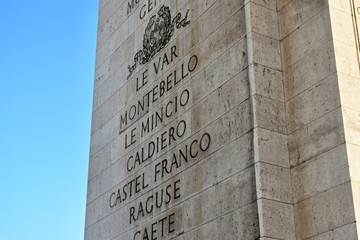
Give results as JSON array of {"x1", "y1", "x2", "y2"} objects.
[{"x1": 0, "y1": 1, "x2": 98, "y2": 239}]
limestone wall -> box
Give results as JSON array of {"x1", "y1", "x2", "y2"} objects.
[{"x1": 85, "y1": 0, "x2": 360, "y2": 239}]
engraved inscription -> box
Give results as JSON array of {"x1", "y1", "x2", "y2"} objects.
[{"x1": 109, "y1": 6, "x2": 213, "y2": 239}]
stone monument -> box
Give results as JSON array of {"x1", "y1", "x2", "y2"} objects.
[{"x1": 85, "y1": 0, "x2": 360, "y2": 239}]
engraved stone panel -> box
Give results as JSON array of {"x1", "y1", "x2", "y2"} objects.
[{"x1": 87, "y1": 1, "x2": 257, "y2": 239}]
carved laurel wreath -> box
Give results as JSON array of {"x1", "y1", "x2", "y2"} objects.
[{"x1": 127, "y1": 5, "x2": 190, "y2": 79}]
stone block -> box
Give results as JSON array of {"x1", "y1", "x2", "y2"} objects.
[
  {"x1": 338, "y1": 72, "x2": 360, "y2": 111},
  {"x1": 255, "y1": 162, "x2": 292, "y2": 203},
  {"x1": 343, "y1": 107, "x2": 360, "y2": 146},
  {"x1": 88, "y1": 143, "x2": 111, "y2": 183},
  {"x1": 333, "y1": 40, "x2": 360, "y2": 78},
  {"x1": 98, "y1": 0, "x2": 124, "y2": 30},
  {"x1": 328, "y1": 0, "x2": 351, "y2": 15},
  {"x1": 186, "y1": 0, "x2": 244, "y2": 48},
  {"x1": 94, "y1": 58, "x2": 111, "y2": 90},
  {"x1": 254, "y1": 128, "x2": 289, "y2": 168},
  {"x1": 291, "y1": 144, "x2": 350, "y2": 203},
  {"x1": 246, "y1": 2, "x2": 279, "y2": 39},
  {"x1": 278, "y1": 0, "x2": 328, "y2": 39},
  {"x1": 183, "y1": 167, "x2": 256, "y2": 230},
  {"x1": 85, "y1": 192, "x2": 107, "y2": 229},
  {"x1": 190, "y1": 9, "x2": 246, "y2": 68},
  {"x1": 329, "y1": 6, "x2": 356, "y2": 46},
  {"x1": 288, "y1": 108, "x2": 345, "y2": 167},
  {"x1": 306, "y1": 223, "x2": 358, "y2": 240},
  {"x1": 97, "y1": 2, "x2": 128, "y2": 49},
  {"x1": 286, "y1": 73, "x2": 341, "y2": 133},
  {"x1": 258, "y1": 199, "x2": 295, "y2": 239},
  {"x1": 191, "y1": 71, "x2": 249, "y2": 133},
  {"x1": 191, "y1": 38, "x2": 248, "y2": 103},
  {"x1": 294, "y1": 182, "x2": 356, "y2": 240},
  {"x1": 109, "y1": 35, "x2": 136, "y2": 77},
  {"x1": 253, "y1": 95, "x2": 286, "y2": 134},
  {"x1": 249, "y1": 63, "x2": 284, "y2": 101},
  {"x1": 89, "y1": 113, "x2": 120, "y2": 157},
  {"x1": 248, "y1": 32, "x2": 281, "y2": 70},
  {"x1": 165, "y1": 203, "x2": 259, "y2": 240},
  {"x1": 283, "y1": 39, "x2": 336, "y2": 101},
  {"x1": 281, "y1": 8, "x2": 332, "y2": 68},
  {"x1": 96, "y1": 20, "x2": 130, "y2": 70}
]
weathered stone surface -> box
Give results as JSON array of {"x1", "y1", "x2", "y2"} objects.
[
  {"x1": 249, "y1": 63, "x2": 284, "y2": 102},
  {"x1": 253, "y1": 94, "x2": 286, "y2": 134},
  {"x1": 283, "y1": 39, "x2": 336, "y2": 101},
  {"x1": 294, "y1": 183, "x2": 356, "y2": 240},
  {"x1": 258, "y1": 199, "x2": 295, "y2": 239},
  {"x1": 306, "y1": 223, "x2": 358, "y2": 240},
  {"x1": 254, "y1": 128, "x2": 289, "y2": 167},
  {"x1": 291, "y1": 144, "x2": 350, "y2": 203},
  {"x1": 255, "y1": 162, "x2": 292, "y2": 203},
  {"x1": 248, "y1": 32, "x2": 281, "y2": 70},
  {"x1": 286, "y1": 73, "x2": 341, "y2": 133},
  {"x1": 281, "y1": 8, "x2": 332, "y2": 68},
  {"x1": 288, "y1": 107, "x2": 345, "y2": 169},
  {"x1": 176, "y1": 203, "x2": 259, "y2": 240},
  {"x1": 278, "y1": 0, "x2": 328, "y2": 39},
  {"x1": 246, "y1": 2, "x2": 279, "y2": 39}
]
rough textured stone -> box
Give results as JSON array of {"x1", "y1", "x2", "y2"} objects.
[
  {"x1": 306, "y1": 223, "x2": 359, "y2": 240},
  {"x1": 254, "y1": 128, "x2": 289, "y2": 168},
  {"x1": 255, "y1": 162, "x2": 292, "y2": 203},
  {"x1": 286, "y1": 73, "x2": 341, "y2": 133},
  {"x1": 281, "y1": 8, "x2": 332, "y2": 68},
  {"x1": 291, "y1": 144, "x2": 350, "y2": 203},
  {"x1": 294, "y1": 183, "x2": 356, "y2": 240},
  {"x1": 253, "y1": 94, "x2": 286, "y2": 134},
  {"x1": 258, "y1": 199, "x2": 295, "y2": 240},
  {"x1": 283, "y1": 39, "x2": 336, "y2": 101}
]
